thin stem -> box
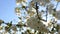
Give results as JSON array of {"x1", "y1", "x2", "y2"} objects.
[{"x1": 46, "y1": 6, "x2": 48, "y2": 22}]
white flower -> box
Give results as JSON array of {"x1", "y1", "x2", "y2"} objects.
[
  {"x1": 21, "y1": 2, "x2": 27, "y2": 6},
  {"x1": 16, "y1": 0, "x2": 22, "y2": 6},
  {"x1": 32, "y1": 0, "x2": 50, "y2": 6},
  {"x1": 15, "y1": 7, "x2": 20, "y2": 13},
  {"x1": 27, "y1": 14, "x2": 49, "y2": 32},
  {"x1": 48, "y1": 3, "x2": 54, "y2": 14},
  {"x1": 16, "y1": 3, "x2": 20, "y2": 6}
]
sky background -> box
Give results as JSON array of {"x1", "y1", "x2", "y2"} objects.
[
  {"x1": 0, "y1": 0, "x2": 60, "y2": 24},
  {"x1": 0, "y1": 0, "x2": 19, "y2": 24}
]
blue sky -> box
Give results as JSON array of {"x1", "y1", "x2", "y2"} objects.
[{"x1": 0, "y1": 0, "x2": 19, "y2": 23}]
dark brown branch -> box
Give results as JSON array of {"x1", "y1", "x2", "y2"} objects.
[
  {"x1": 46, "y1": 6, "x2": 48, "y2": 22},
  {"x1": 36, "y1": 2, "x2": 40, "y2": 20},
  {"x1": 36, "y1": 2, "x2": 46, "y2": 22}
]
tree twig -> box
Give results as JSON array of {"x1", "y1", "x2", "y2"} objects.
[{"x1": 36, "y1": 2, "x2": 46, "y2": 22}]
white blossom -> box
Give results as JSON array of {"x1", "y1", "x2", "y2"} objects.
[{"x1": 27, "y1": 14, "x2": 49, "y2": 32}]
